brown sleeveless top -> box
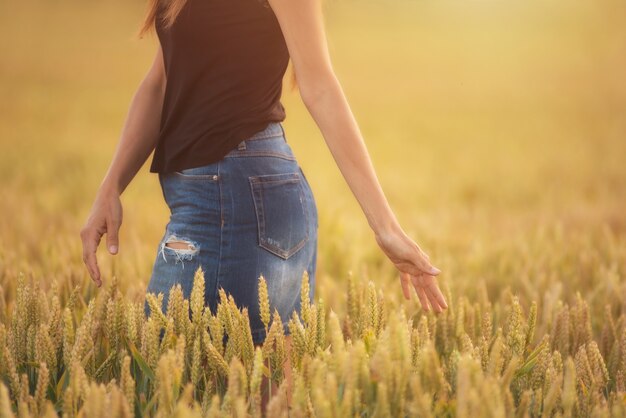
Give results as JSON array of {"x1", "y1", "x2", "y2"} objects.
[{"x1": 149, "y1": 0, "x2": 290, "y2": 174}]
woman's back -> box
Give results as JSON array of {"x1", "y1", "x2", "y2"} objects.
[{"x1": 150, "y1": 0, "x2": 290, "y2": 174}]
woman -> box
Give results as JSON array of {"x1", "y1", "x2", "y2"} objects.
[{"x1": 80, "y1": 0, "x2": 447, "y2": 402}]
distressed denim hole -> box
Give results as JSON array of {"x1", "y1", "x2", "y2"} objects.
[
  {"x1": 160, "y1": 234, "x2": 200, "y2": 269},
  {"x1": 165, "y1": 241, "x2": 194, "y2": 250}
]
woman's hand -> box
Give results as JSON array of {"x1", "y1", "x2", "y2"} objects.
[
  {"x1": 375, "y1": 227, "x2": 448, "y2": 312},
  {"x1": 80, "y1": 186, "x2": 123, "y2": 287}
]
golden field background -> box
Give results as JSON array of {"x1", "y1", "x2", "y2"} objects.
[{"x1": 0, "y1": 0, "x2": 625, "y2": 416}]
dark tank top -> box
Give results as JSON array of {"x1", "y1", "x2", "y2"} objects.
[{"x1": 149, "y1": 0, "x2": 290, "y2": 174}]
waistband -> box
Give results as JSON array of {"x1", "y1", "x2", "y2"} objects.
[{"x1": 245, "y1": 121, "x2": 285, "y2": 141}]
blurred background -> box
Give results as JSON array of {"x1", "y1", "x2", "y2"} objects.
[{"x1": 0, "y1": 0, "x2": 624, "y2": 321}]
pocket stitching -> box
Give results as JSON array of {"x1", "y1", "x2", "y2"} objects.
[{"x1": 173, "y1": 171, "x2": 219, "y2": 181}]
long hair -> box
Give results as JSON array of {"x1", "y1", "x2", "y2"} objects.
[{"x1": 135, "y1": 0, "x2": 299, "y2": 93}]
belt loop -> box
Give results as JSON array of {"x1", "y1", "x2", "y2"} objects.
[{"x1": 237, "y1": 140, "x2": 246, "y2": 150}]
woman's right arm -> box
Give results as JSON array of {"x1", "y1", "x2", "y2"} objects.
[
  {"x1": 101, "y1": 45, "x2": 166, "y2": 196},
  {"x1": 80, "y1": 45, "x2": 166, "y2": 287}
]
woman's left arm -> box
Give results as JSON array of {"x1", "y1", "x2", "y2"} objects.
[{"x1": 268, "y1": 0, "x2": 448, "y2": 312}]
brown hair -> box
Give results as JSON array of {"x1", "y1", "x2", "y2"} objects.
[{"x1": 135, "y1": 0, "x2": 298, "y2": 92}]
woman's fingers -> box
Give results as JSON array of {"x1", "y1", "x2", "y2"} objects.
[
  {"x1": 427, "y1": 281, "x2": 448, "y2": 309},
  {"x1": 424, "y1": 285, "x2": 444, "y2": 313},
  {"x1": 399, "y1": 271, "x2": 412, "y2": 300},
  {"x1": 413, "y1": 273, "x2": 448, "y2": 313},
  {"x1": 106, "y1": 215, "x2": 121, "y2": 255},
  {"x1": 402, "y1": 270, "x2": 430, "y2": 311},
  {"x1": 81, "y1": 193, "x2": 123, "y2": 288},
  {"x1": 80, "y1": 227, "x2": 102, "y2": 287},
  {"x1": 400, "y1": 269, "x2": 448, "y2": 313},
  {"x1": 411, "y1": 274, "x2": 435, "y2": 311},
  {"x1": 381, "y1": 230, "x2": 444, "y2": 309},
  {"x1": 419, "y1": 274, "x2": 448, "y2": 310},
  {"x1": 416, "y1": 286, "x2": 430, "y2": 312}
]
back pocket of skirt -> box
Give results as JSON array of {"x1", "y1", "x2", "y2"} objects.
[{"x1": 248, "y1": 172, "x2": 309, "y2": 260}]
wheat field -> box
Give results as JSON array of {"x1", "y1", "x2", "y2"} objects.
[{"x1": 1, "y1": 0, "x2": 625, "y2": 416}]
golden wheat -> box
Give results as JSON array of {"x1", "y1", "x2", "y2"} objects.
[{"x1": 2, "y1": 0, "x2": 626, "y2": 416}]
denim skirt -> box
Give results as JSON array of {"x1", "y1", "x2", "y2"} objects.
[{"x1": 144, "y1": 121, "x2": 318, "y2": 345}]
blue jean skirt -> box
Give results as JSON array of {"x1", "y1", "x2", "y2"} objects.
[{"x1": 144, "y1": 121, "x2": 318, "y2": 345}]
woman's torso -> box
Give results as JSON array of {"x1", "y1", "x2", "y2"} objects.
[{"x1": 149, "y1": 0, "x2": 290, "y2": 174}]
